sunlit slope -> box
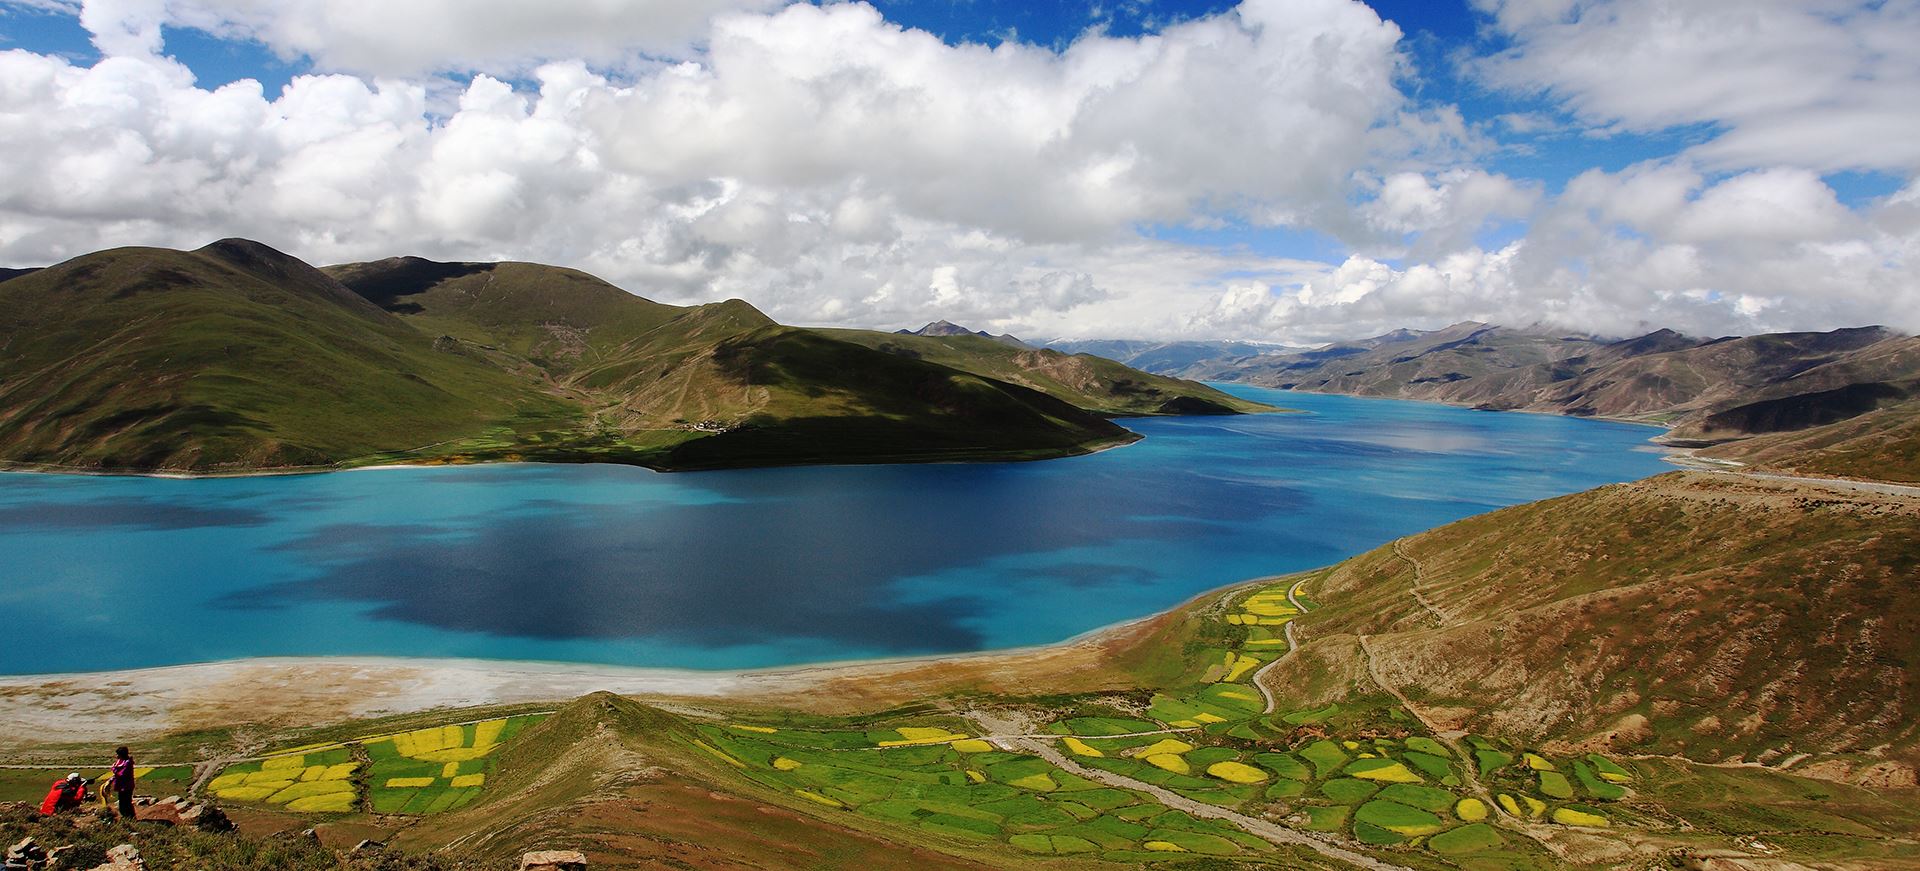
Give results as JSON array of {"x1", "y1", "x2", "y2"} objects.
[
  {"x1": 818, "y1": 328, "x2": 1277, "y2": 416},
  {"x1": 0, "y1": 242, "x2": 1140, "y2": 473},
  {"x1": 1701, "y1": 399, "x2": 1920, "y2": 482},
  {"x1": 394, "y1": 694, "x2": 1001, "y2": 870},
  {"x1": 1265, "y1": 471, "x2": 1920, "y2": 778},
  {"x1": 0, "y1": 240, "x2": 574, "y2": 471},
  {"x1": 326, "y1": 254, "x2": 1135, "y2": 468}
]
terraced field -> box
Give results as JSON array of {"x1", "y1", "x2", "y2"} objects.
[
  {"x1": 207, "y1": 714, "x2": 546, "y2": 816},
  {"x1": 1019, "y1": 579, "x2": 1640, "y2": 860},
  {"x1": 209, "y1": 748, "x2": 359, "y2": 812},
  {"x1": 364, "y1": 716, "x2": 544, "y2": 814},
  {"x1": 684, "y1": 720, "x2": 1273, "y2": 861}
]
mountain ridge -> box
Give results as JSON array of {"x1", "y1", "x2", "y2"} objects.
[{"x1": 0, "y1": 241, "x2": 1270, "y2": 474}]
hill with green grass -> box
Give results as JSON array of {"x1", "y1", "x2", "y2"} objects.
[
  {"x1": 0, "y1": 242, "x2": 1272, "y2": 474},
  {"x1": 0, "y1": 240, "x2": 577, "y2": 471}
]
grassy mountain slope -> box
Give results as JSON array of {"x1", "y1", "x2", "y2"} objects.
[
  {"x1": 1700, "y1": 398, "x2": 1920, "y2": 482},
  {"x1": 394, "y1": 694, "x2": 1002, "y2": 869},
  {"x1": 1265, "y1": 471, "x2": 1920, "y2": 778},
  {"x1": 0, "y1": 241, "x2": 575, "y2": 471},
  {"x1": 326, "y1": 256, "x2": 1139, "y2": 470},
  {"x1": 0, "y1": 243, "x2": 1157, "y2": 473},
  {"x1": 817, "y1": 328, "x2": 1276, "y2": 416}
]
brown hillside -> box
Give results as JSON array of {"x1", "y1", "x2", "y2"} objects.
[{"x1": 1264, "y1": 471, "x2": 1920, "y2": 782}]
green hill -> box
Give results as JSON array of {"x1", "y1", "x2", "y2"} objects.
[
  {"x1": 323, "y1": 255, "x2": 1146, "y2": 470},
  {"x1": 0, "y1": 240, "x2": 575, "y2": 471},
  {"x1": 0, "y1": 242, "x2": 1248, "y2": 474}
]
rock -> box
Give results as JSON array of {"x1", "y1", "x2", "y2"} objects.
[
  {"x1": 6, "y1": 836, "x2": 47, "y2": 870},
  {"x1": 85, "y1": 844, "x2": 143, "y2": 871},
  {"x1": 177, "y1": 802, "x2": 232, "y2": 833},
  {"x1": 137, "y1": 798, "x2": 230, "y2": 833},
  {"x1": 351, "y1": 839, "x2": 385, "y2": 853},
  {"x1": 520, "y1": 850, "x2": 588, "y2": 871}
]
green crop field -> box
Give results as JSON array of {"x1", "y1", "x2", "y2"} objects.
[
  {"x1": 204, "y1": 713, "x2": 548, "y2": 816},
  {"x1": 679, "y1": 721, "x2": 1271, "y2": 862}
]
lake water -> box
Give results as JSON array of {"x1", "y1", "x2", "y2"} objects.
[{"x1": 0, "y1": 386, "x2": 1673, "y2": 675}]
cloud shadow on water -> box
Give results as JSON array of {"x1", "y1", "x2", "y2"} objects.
[
  {"x1": 218, "y1": 461, "x2": 1309, "y2": 655},
  {"x1": 0, "y1": 498, "x2": 269, "y2": 531}
]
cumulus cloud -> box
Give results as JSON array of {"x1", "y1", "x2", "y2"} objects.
[
  {"x1": 1191, "y1": 164, "x2": 1920, "y2": 342},
  {"x1": 0, "y1": 0, "x2": 1914, "y2": 345},
  {"x1": 27, "y1": 0, "x2": 780, "y2": 73},
  {"x1": 1473, "y1": 0, "x2": 1920, "y2": 173},
  {"x1": 0, "y1": 0, "x2": 1429, "y2": 333}
]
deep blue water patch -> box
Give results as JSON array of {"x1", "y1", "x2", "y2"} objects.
[{"x1": 0, "y1": 387, "x2": 1672, "y2": 675}]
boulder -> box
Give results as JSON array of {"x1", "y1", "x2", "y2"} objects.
[
  {"x1": 136, "y1": 798, "x2": 230, "y2": 832},
  {"x1": 520, "y1": 850, "x2": 588, "y2": 871},
  {"x1": 5, "y1": 836, "x2": 46, "y2": 870},
  {"x1": 85, "y1": 844, "x2": 142, "y2": 871}
]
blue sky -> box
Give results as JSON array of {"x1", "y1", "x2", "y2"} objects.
[{"x1": 0, "y1": 0, "x2": 1914, "y2": 340}]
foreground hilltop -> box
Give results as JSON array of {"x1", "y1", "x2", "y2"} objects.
[{"x1": 0, "y1": 241, "x2": 1270, "y2": 474}]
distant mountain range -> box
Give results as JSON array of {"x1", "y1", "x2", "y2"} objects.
[
  {"x1": 0, "y1": 241, "x2": 1271, "y2": 474},
  {"x1": 1045, "y1": 338, "x2": 1303, "y2": 374},
  {"x1": 897, "y1": 319, "x2": 1030, "y2": 348},
  {"x1": 1136, "y1": 321, "x2": 1918, "y2": 481}
]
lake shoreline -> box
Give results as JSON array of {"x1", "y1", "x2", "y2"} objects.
[
  {"x1": 0, "y1": 573, "x2": 1289, "y2": 748},
  {"x1": 0, "y1": 430, "x2": 1146, "y2": 481},
  {"x1": 0, "y1": 388, "x2": 1674, "y2": 712}
]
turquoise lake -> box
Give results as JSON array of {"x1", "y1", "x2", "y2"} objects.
[{"x1": 0, "y1": 386, "x2": 1674, "y2": 675}]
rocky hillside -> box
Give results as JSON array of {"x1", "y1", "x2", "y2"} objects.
[
  {"x1": 1188, "y1": 321, "x2": 1918, "y2": 450},
  {"x1": 1264, "y1": 470, "x2": 1920, "y2": 785}
]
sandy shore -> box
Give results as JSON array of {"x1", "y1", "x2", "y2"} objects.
[{"x1": 0, "y1": 590, "x2": 1231, "y2": 749}]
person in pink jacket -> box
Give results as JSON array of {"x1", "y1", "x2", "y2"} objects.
[{"x1": 109, "y1": 746, "x2": 135, "y2": 819}]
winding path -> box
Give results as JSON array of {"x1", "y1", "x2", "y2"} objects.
[
  {"x1": 965, "y1": 709, "x2": 1417, "y2": 871},
  {"x1": 1706, "y1": 469, "x2": 1920, "y2": 499},
  {"x1": 1251, "y1": 575, "x2": 1313, "y2": 715},
  {"x1": 1390, "y1": 540, "x2": 1450, "y2": 627}
]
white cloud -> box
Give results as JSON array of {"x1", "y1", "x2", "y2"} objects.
[
  {"x1": 0, "y1": 0, "x2": 1426, "y2": 335},
  {"x1": 0, "y1": 0, "x2": 1914, "y2": 346},
  {"x1": 1473, "y1": 0, "x2": 1920, "y2": 173},
  {"x1": 34, "y1": 0, "x2": 780, "y2": 74},
  {"x1": 1193, "y1": 164, "x2": 1920, "y2": 343},
  {"x1": 1357, "y1": 168, "x2": 1539, "y2": 258}
]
